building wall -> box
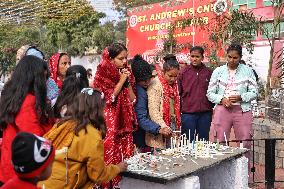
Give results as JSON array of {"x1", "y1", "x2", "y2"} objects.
[
  {"x1": 71, "y1": 55, "x2": 101, "y2": 76},
  {"x1": 233, "y1": 0, "x2": 284, "y2": 82}
]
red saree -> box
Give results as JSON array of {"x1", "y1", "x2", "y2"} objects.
[{"x1": 94, "y1": 48, "x2": 137, "y2": 188}]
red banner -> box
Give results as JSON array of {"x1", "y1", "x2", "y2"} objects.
[{"x1": 126, "y1": 0, "x2": 220, "y2": 63}]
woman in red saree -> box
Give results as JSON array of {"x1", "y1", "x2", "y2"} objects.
[
  {"x1": 49, "y1": 53, "x2": 71, "y2": 89},
  {"x1": 94, "y1": 43, "x2": 137, "y2": 188}
]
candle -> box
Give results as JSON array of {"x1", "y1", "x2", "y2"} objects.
[
  {"x1": 240, "y1": 142, "x2": 244, "y2": 149},
  {"x1": 181, "y1": 134, "x2": 183, "y2": 148},
  {"x1": 224, "y1": 132, "x2": 228, "y2": 146}
]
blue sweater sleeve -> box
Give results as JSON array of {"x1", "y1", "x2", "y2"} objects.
[{"x1": 135, "y1": 87, "x2": 160, "y2": 135}]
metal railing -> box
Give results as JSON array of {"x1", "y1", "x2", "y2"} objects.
[{"x1": 224, "y1": 138, "x2": 284, "y2": 189}]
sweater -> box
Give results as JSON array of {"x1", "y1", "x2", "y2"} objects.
[
  {"x1": 206, "y1": 64, "x2": 257, "y2": 112},
  {"x1": 146, "y1": 77, "x2": 168, "y2": 148},
  {"x1": 133, "y1": 85, "x2": 160, "y2": 148},
  {"x1": 178, "y1": 64, "x2": 213, "y2": 113},
  {"x1": 39, "y1": 121, "x2": 120, "y2": 189}
]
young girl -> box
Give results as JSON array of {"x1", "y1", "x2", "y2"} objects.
[
  {"x1": 40, "y1": 88, "x2": 127, "y2": 189},
  {"x1": 53, "y1": 65, "x2": 89, "y2": 118},
  {"x1": 16, "y1": 45, "x2": 60, "y2": 106},
  {"x1": 94, "y1": 43, "x2": 137, "y2": 188},
  {"x1": 147, "y1": 54, "x2": 181, "y2": 149},
  {"x1": 0, "y1": 56, "x2": 52, "y2": 183}
]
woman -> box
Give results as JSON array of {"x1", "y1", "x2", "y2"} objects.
[
  {"x1": 207, "y1": 43, "x2": 257, "y2": 152},
  {"x1": 94, "y1": 43, "x2": 137, "y2": 188},
  {"x1": 0, "y1": 56, "x2": 52, "y2": 183},
  {"x1": 40, "y1": 88, "x2": 127, "y2": 188},
  {"x1": 147, "y1": 54, "x2": 181, "y2": 149},
  {"x1": 53, "y1": 65, "x2": 89, "y2": 118},
  {"x1": 49, "y1": 52, "x2": 71, "y2": 89}
]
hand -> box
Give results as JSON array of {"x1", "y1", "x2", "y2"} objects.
[
  {"x1": 117, "y1": 162, "x2": 128, "y2": 172},
  {"x1": 159, "y1": 127, "x2": 172, "y2": 137},
  {"x1": 221, "y1": 97, "x2": 232, "y2": 108},
  {"x1": 119, "y1": 69, "x2": 129, "y2": 84},
  {"x1": 228, "y1": 95, "x2": 241, "y2": 103},
  {"x1": 121, "y1": 68, "x2": 131, "y2": 77}
]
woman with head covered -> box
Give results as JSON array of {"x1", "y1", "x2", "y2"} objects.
[
  {"x1": 49, "y1": 52, "x2": 71, "y2": 89},
  {"x1": 147, "y1": 54, "x2": 181, "y2": 149},
  {"x1": 94, "y1": 43, "x2": 137, "y2": 188}
]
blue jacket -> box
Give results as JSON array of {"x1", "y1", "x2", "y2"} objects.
[
  {"x1": 133, "y1": 85, "x2": 160, "y2": 147},
  {"x1": 206, "y1": 64, "x2": 257, "y2": 112}
]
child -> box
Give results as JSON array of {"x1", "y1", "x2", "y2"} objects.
[
  {"x1": 53, "y1": 65, "x2": 89, "y2": 118},
  {"x1": 147, "y1": 54, "x2": 181, "y2": 149},
  {"x1": 2, "y1": 132, "x2": 55, "y2": 189},
  {"x1": 131, "y1": 55, "x2": 172, "y2": 152},
  {"x1": 40, "y1": 88, "x2": 127, "y2": 188},
  {"x1": 0, "y1": 56, "x2": 53, "y2": 183}
]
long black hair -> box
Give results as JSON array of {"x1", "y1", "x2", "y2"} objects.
[
  {"x1": 0, "y1": 55, "x2": 50, "y2": 129},
  {"x1": 227, "y1": 43, "x2": 242, "y2": 57},
  {"x1": 53, "y1": 65, "x2": 89, "y2": 118},
  {"x1": 108, "y1": 43, "x2": 127, "y2": 59}
]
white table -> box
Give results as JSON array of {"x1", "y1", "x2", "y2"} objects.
[{"x1": 120, "y1": 155, "x2": 248, "y2": 189}]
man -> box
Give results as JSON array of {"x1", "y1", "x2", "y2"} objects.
[
  {"x1": 178, "y1": 46, "x2": 213, "y2": 141},
  {"x1": 131, "y1": 55, "x2": 172, "y2": 151}
]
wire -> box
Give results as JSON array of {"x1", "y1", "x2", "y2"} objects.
[{"x1": 0, "y1": 0, "x2": 96, "y2": 25}]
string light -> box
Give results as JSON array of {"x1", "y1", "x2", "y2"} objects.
[{"x1": 0, "y1": 0, "x2": 96, "y2": 25}]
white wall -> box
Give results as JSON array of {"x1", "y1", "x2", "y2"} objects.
[
  {"x1": 71, "y1": 55, "x2": 101, "y2": 76},
  {"x1": 243, "y1": 45, "x2": 271, "y2": 82}
]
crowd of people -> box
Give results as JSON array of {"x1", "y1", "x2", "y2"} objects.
[{"x1": 0, "y1": 42, "x2": 257, "y2": 189}]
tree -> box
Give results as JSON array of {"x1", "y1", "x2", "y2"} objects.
[
  {"x1": 261, "y1": 0, "x2": 284, "y2": 97},
  {"x1": 0, "y1": 0, "x2": 127, "y2": 77},
  {"x1": 206, "y1": 10, "x2": 261, "y2": 64},
  {"x1": 113, "y1": 0, "x2": 166, "y2": 14},
  {"x1": 0, "y1": 24, "x2": 43, "y2": 77},
  {"x1": 44, "y1": 12, "x2": 106, "y2": 56}
]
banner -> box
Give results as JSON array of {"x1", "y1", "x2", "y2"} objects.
[{"x1": 126, "y1": 0, "x2": 219, "y2": 63}]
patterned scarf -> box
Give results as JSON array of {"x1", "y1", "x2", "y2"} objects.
[
  {"x1": 94, "y1": 48, "x2": 137, "y2": 135},
  {"x1": 157, "y1": 69, "x2": 181, "y2": 130},
  {"x1": 49, "y1": 53, "x2": 63, "y2": 89}
]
